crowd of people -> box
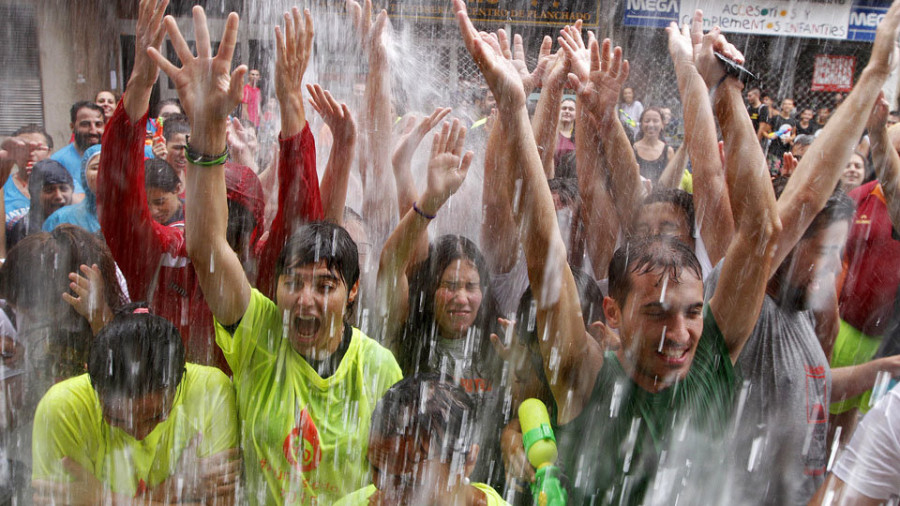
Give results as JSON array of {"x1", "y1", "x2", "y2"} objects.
[{"x1": 3, "y1": 0, "x2": 900, "y2": 504}]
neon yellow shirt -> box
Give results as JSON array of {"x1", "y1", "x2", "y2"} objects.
[
  {"x1": 215, "y1": 288, "x2": 403, "y2": 505},
  {"x1": 334, "y1": 483, "x2": 511, "y2": 505},
  {"x1": 32, "y1": 364, "x2": 238, "y2": 496}
]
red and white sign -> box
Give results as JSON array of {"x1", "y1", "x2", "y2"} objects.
[{"x1": 812, "y1": 54, "x2": 856, "y2": 92}]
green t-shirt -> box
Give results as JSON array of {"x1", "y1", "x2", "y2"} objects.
[
  {"x1": 215, "y1": 288, "x2": 403, "y2": 505},
  {"x1": 32, "y1": 363, "x2": 238, "y2": 496},
  {"x1": 333, "y1": 482, "x2": 511, "y2": 505},
  {"x1": 555, "y1": 306, "x2": 737, "y2": 505}
]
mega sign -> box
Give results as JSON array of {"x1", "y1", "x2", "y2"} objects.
[
  {"x1": 624, "y1": 0, "x2": 890, "y2": 40},
  {"x1": 384, "y1": 0, "x2": 602, "y2": 26}
]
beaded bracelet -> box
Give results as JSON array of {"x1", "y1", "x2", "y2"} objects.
[
  {"x1": 185, "y1": 140, "x2": 229, "y2": 167},
  {"x1": 412, "y1": 201, "x2": 436, "y2": 220}
]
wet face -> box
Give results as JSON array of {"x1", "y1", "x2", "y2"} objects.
[
  {"x1": 841, "y1": 154, "x2": 865, "y2": 192},
  {"x1": 636, "y1": 202, "x2": 693, "y2": 249},
  {"x1": 84, "y1": 155, "x2": 101, "y2": 194},
  {"x1": 276, "y1": 260, "x2": 358, "y2": 359},
  {"x1": 40, "y1": 183, "x2": 73, "y2": 216},
  {"x1": 640, "y1": 110, "x2": 663, "y2": 138},
  {"x1": 101, "y1": 389, "x2": 175, "y2": 441},
  {"x1": 800, "y1": 109, "x2": 814, "y2": 122},
  {"x1": 14, "y1": 132, "x2": 51, "y2": 176},
  {"x1": 367, "y1": 433, "x2": 473, "y2": 504},
  {"x1": 95, "y1": 91, "x2": 116, "y2": 119},
  {"x1": 817, "y1": 108, "x2": 831, "y2": 123},
  {"x1": 248, "y1": 69, "x2": 261, "y2": 85},
  {"x1": 165, "y1": 133, "x2": 187, "y2": 178},
  {"x1": 889, "y1": 113, "x2": 900, "y2": 127},
  {"x1": 791, "y1": 141, "x2": 810, "y2": 160},
  {"x1": 622, "y1": 88, "x2": 634, "y2": 104},
  {"x1": 72, "y1": 108, "x2": 104, "y2": 152},
  {"x1": 433, "y1": 259, "x2": 483, "y2": 339},
  {"x1": 559, "y1": 100, "x2": 576, "y2": 124},
  {"x1": 778, "y1": 221, "x2": 849, "y2": 311},
  {"x1": 605, "y1": 268, "x2": 704, "y2": 392},
  {"x1": 147, "y1": 187, "x2": 182, "y2": 224}
]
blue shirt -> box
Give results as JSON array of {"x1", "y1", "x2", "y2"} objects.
[
  {"x1": 3, "y1": 174, "x2": 29, "y2": 222},
  {"x1": 49, "y1": 144, "x2": 87, "y2": 193}
]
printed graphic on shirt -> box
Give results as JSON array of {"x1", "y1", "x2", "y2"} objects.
[{"x1": 283, "y1": 408, "x2": 322, "y2": 472}]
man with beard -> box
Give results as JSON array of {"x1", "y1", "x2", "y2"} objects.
[{"x1": 51, "y1": 101, "x2": 103, "y2": 199}]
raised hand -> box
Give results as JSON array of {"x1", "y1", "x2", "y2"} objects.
[
  {"x1": 132, "y1": 0, "x2": 170, "y2": 86},
  {"x1": 308, "y1": 84, "x2": 357, "y2": 147},
  {"x1": 688, "y1": 11, "x2": 744, "y2": 89},
  {"x1": 867, "y1": 91, "x2": 890, "y2": 133},
  {"x1": 454, "y1": 0, "x2": 527, "y2": 111},
  {"x1": 0, "y1": 136, "x2": 47, "y2": 170},
  {"x1": 392, "y1": 107, "x2": 451, "y2": 170},
  {"x1": 348, "y1": 0, "x2": 389, "y2": 58},
  {"x1": 147, "y1": 6, "x2": 247, "y2": 149},
  {"x1": 62, "y1": 264, "x2": 113, "y2": 335},
  {"x1": 566, "y1": 37, "x2": 628, "y2": 121},
  {"x1": 512, "y1": 33, "x2": 552, "y2": 95},
  {"x1": 226, "y1": 117, "x2": 258, "y2": 171},
  {"x1": 558, "y1": 20, "x2": 593, "y2": 83},
  {"x1": 274, "y1": 7, "x2": 314, "y2": 113},
  {"x1": 869, "y1": 0, "x2": 900, "y2": 76},
  {"x1": 419, "y1": 119, "x2": 474, "y2": 215}
]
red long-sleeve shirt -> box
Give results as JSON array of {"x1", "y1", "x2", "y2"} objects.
[{"x1": 98, "y1": 100, "x2": 322, "y2": 371}]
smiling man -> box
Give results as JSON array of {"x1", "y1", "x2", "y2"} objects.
[{"x1": 51, "y1": 101, "x2": 104, "y2": 196}]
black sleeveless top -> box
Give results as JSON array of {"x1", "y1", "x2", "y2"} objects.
[{"x1": 634, "y1": 142, "x2": 669, "y2": 183}]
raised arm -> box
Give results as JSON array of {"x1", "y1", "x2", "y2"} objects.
[
  {"x1": 308, "y1": 84, "x2": 357, "y2": 224},
  {"x1": 456, "y1": 2, "x2": 603, "y2": 423},
  {"x1": 666, "y1": 16, "x2": 734, "y2": 264},
  {"x1": 351, "y1": 0, "x2": 397, "y2": 249},
  {"x1": 149, "y1": 7, "x2": 250, "y2": 325},
  {"x1": 376, "y1": 120, "x2": 473, "y2": 348},
  {"x1": 562, "y1": 33, "x2": 625, "y2": 279},
  {"x1": 673, "y1": 18, "x2": 780, "y2": 360},
  {"x1": 773, "y1": 1, "x2": 900, "y2": 270},
  {"x1": 531, "y1": 44, "x2": 570, "y2": 179},
  {"x1": 256, "y1": 8, "x2": 322, "y2": 299},
  {"x1": 868, "y1": 93, "x2": 900, "y2": 228},
  {"x1": 391, "y1": 107, "x2": 451, "y2": 218}
]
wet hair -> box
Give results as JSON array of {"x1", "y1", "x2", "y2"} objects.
[
  {"x1": 276, "y1": 221, "x2": 360, "y2": 289},
  {"x1": 162, "y1": 114, "x2": 190, "y2": 141},
  {"x1": 548, "y1": 177, "x2": 580, "y2": 209},
  {"x1": 772, "y1": 178, "x2": 856, "y2": 240},
  {"x1": 608, "y1": 235, "x2": 703, "y2": 307},
  {"x1": 641, "y1": 188, "x2": 696, "y2": 239},
  {"x1": 370, "y1": 373, "x2": 476, "y2": 459},
  {"x1": 635, "y1": 107, "x2": 664, "y2": 141},
  {"x1": 144, "y1": 158, "x2": 181, "y2": 193},
  {"x1": 401, "y1": 235, "x2": 499, "y2": 377},
  {"x1": 70, "y1": 101, "x2": 104, "y2": 124},
  {"x1": 0, "y1": 224, "x2": 126, "y2": 311},
  {"x1": 12, "y1": 124, "x2": 53, "y2": 150},
  {"x1": 152, "y1": 98, "x2": 185, "y2": 119},
  {"x1": 88, "y1": 303, "x2": 185, "y2": 399}
]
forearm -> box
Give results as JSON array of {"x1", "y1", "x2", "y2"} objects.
[
  {"x1": 362, "y1": 53, "x2": 397, "y2": 245},
  {"x1": 481, "y1": 120, "x2": 519, "y2": 274},
  {"x1": 391, "y1": 150, "x2": 418, "y2": 220},
  {"x1": 123, "y1": 72, "x2": 155, "y2": 124},
  {"x1": 777, "y1": 67, "x2": 887, "y2": 254},
  {"x1": 675, "y1": 62, "x2": 734, "y2": 261},
  {"x1": 592, "y1": 111, "x2": 642, "y2": 232},
  {"x1": 531, "y1": 82, "x2": 565, "y2": 179},
  {"x1": 832, "y1": 357, "x2": 900, "y2": 400},
  {"x1": 321, "y1": 140, "x2": 354, "y2": 224},
  {"x1": 279, "y1": 93, "x2": 306, "y2": 139},
  {"x1": 657, "y1": 144, "x2": 687, "y2": 189},
  {"x1": 713, "y1": 78, "x2": 777, "y2": 235},
  {"x1": 869, "y1": 126, "x2": 900, "y2": 227},
  {"x1": 575, "y1": 106, "x2": 618, "y2": 279}
]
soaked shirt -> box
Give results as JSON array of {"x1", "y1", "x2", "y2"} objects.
[
  {"x1": 215, "y1": 289, "x2": 402, "y2": 505},
  {"x1": 32, "y1": 364, "x2": 237, "y2": 496},
  {"x1": 706, "y1": 265, "x2": 832, "y2": 506},
  {"x1": 555, "y1": 307, "x2": 736, "y2": 505}
]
